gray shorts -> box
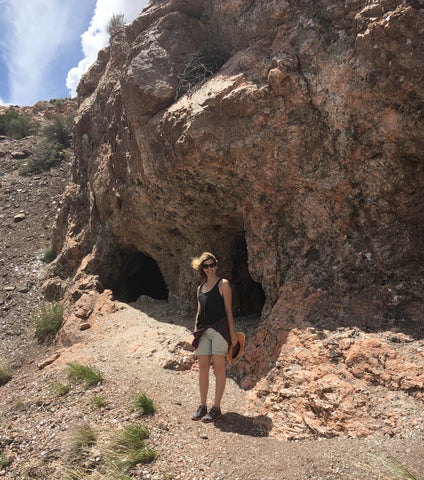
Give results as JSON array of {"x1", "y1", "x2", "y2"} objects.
[{"x1": 195, "y1": 328, "x2": 229, "y2": 356}]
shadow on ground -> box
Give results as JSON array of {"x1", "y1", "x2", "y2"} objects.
[{"x1": 214, "y1": 412, "x2": 272, "y2": 437}]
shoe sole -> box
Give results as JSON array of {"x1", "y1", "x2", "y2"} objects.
[{"x1": 202, "y1": 413, "x2": 222, "y2": 423}]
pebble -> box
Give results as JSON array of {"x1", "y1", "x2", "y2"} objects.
[{"x1": 13, "y1": 213, "x2": 26, "y2": 222}]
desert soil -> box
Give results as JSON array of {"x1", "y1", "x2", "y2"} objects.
[{"x1": 1, "y1": 133, "x2": 424, "y2": 480}]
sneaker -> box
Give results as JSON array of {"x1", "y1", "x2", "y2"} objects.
[
  {"x1": 201, "y1": 406, "x2": 222, "y2": 423},
  {"x1": 191, "y1": 405, "x2": 207, "y2": 421}
]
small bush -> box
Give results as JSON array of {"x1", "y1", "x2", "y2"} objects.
[
  {"x1": 107, "y1": 13, "x2": 125, "y2": 34},
  {"x1": 33, "y1": 301, "x2": 63, "y2": 339},
  {"x1": 114, "y1": 425, "x2": 150, "y2": 450},
  {"x1": 69, "y1": 425, "x2": 97, "y2": 452},
  {"x1": 50, "y1": 98, "x2": 64, "y2": 109},
  {"x1": 0, "y1": 110, "x2": 20, "y2": 135},
  {"x1": 4, "y1": 113, "x2": 38, "y2": 138},
  {"x1": 0, "y1": 361, "x2": 12, "y2": 386},
  {"x1": 11, "y1": 399, "x2": 25, "y2": 411},
  {"x1": 19, "y1": 141, "x2": 64, "y2": 175},
  {"x1": 0, "y1": 452, "x2": 11, "y2": 468},
  {"x1": 41, "y1": 246, "x2": 56, "y2": 263},
  {"x1": 66, "y1": 362, "x2": 102, "y2": 387},
  {"x1": 175, "y1": 48, "x2": 228, "y2": 100},
  {"x1": 111, "y1": 424, "x2": 157, "y2": 470},
  {"x1": 50, "y1": 382, "x2": 71, "y2": 396},
  {"x1": 43, "y1": 114, "x2": 73, "y2": 148},
  {"x1": 90, "y1": 395, "x2": 106, "y2": 408},
  {"x1": 129, "y1": 393, "x2": 156, "y2": 415}
]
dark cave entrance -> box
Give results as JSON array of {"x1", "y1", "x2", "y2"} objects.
[
  {"x1": 110, "y1": 250, "x2": 169, "y2": 303},
  {"x1": 231, "y1": 238, "x2": 266, "y2": 317}
]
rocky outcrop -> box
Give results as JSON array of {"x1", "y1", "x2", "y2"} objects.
[{"x1": 45, "y1": 0, "x2": 424, "y2": 437}]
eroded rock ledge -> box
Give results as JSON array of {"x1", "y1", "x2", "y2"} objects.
[{"x1": 44, "y1": 0, "x2": 424, "y2": 438}]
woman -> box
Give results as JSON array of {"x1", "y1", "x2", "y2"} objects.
[{"x1": 190, "y1": 252, "x2": 238, "y2": 423}]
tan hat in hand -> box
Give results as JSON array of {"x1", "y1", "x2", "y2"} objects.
[{"x1": 226, "y1": 332, "x2": 245, "y2": 365}]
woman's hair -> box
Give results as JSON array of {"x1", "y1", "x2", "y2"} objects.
[{"x1": 191, "y1": 252, "x2": 218, "y2": 282}]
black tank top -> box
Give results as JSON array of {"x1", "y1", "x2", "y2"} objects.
[{"x1": 198, "y1": 279, "x2": 227, "y2": 328}]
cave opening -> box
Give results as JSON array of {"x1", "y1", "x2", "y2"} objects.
[
  {"x1": 110, "y1": 249, "x2": 169, "y2": 303},
  {"x1": 231, "y1": 238, "x2": 266, "y2": 317}
]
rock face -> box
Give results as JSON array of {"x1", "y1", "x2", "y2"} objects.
[{"x1": 45, "y1": 0, "x2": 424, "y2": 437}]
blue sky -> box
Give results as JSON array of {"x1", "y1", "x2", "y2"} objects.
[{"x1": 0, "y1": 0, "x2": 148, "y2": 106}]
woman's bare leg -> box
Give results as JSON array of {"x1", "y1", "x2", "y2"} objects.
[
  {"x1": 212, "y1": 354, "x2": 226, "y2": 408},
  {"x1": 198, "y1": 355, "x2": 211, "y2": 405}
]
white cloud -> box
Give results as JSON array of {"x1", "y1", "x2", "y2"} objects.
[
  {"x1": 66, "y1": 0, "x2": 148, "y2": 97},
  {"x1": 2, "y1": 0, "x2": 89, "y2": 105}
]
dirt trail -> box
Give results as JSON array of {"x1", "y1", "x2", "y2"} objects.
[{"x1": 2, "y1": 298, "x2": 423, "y2": 480}]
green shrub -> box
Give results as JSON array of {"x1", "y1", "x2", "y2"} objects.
[
  {"x1": 4, "y1": 113, "x2": 38, "y2": 138},
  {"x1": 33, "y1": 301, "x2": 63, "y2": 339},
  {"x1": 50, "y1": 382, "x2": 71, "y2": 396},
  {"x1": 129, "y1": 393, "x2": 156, "y2": 415},
  {"x1": 43, "y1": 114, "x2": 73, "y2": 148},
  {"x1": 175, "y1": 48, "x2": 228, "y2": 100},
  {"x1": 111, "y1": 424, "x2": 157, "y2": 470},
  {"x1": 19, "y1": 141, "x2": 64, "y2": 175},
  {"x1": 114, "y1": 425, "x2": 150, "y2": 450},
  {"x1": 66, "y1": 362, "x2": 102, "y2": 387},
  {"x1": 0, "y1": 110, "x2": 20, "y2": 135},
  {"x1": 0, "y1": 361, "x2": 12, "y2": 386},
  {"x1": 41, "y1": 246, "x2": 56, "y2": 263},
  {"x1": 90, "y1": 395, "x2": 106, "y2": 408},
  {"x1": 50, "y1": 98, "x2": 64, "y2": 109},
  {"x1": 107, "y1": 13, "x2": 125, "y2": 34}
]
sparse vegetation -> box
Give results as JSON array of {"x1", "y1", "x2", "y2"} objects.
[
  {"x1": 33, "y1": 301, "x2": 63, "y2": 340},
  {"x1": 0, "y1": 110, "x2": 20, "y2": 135},
  {"x1": 59, "y1": 423, "x2": 156, "y2": 479},
  {"x1": 43, "y1": 114, "x2": 73, "y2": 148},
  {"x1": 0, "y1": 360, "x2": 12, "y2": 386},
  {"x1": 60, "y1": 460, "x2": 133, "y2": 480},
  {"x1": 0, "y1": 451, "x2": 11, "y2": 468},
  {"x1": 111, "y1": 424, "x2": 157, "y2": 470},
  {"x1": 69, "y1": 425, "x2": 97, "y2": 452},
  {"x1": 66, "y1": 362, "x2": 103, "y2": 387},
  {"x1": 49, "y1": 382, "x2": 71, "y2": 397},
  {"x1": 129, "y1": 392, "x2": 156, "y2": 415},
  {"x1": 50, "y1": 98, "x2": 64, "y2": 109},
  {"x1": 175, "y1": 48, "x2": 228, "y2": 100},
  {"x1": 114, "y1": 424, "x2": 150, "y2": 449},
  {"x1": 90, "y1": 395, "x2": 106, "y2": 408},
  {"x1": 383, "y1": 458, "x2": 418, "y2": 479},
  {"x1": 0, "y1": 111, "x2": 39, "y2": 138},
  {"x1": 19, "y1": 141, "x2": 64, "y2": 175},
  {"x1": 41, "y1": 245, "x2": 56, "y2": 263},
  {"x1": 107, "y1": 13, "x2": 125, "y2": 34},
  {"x1": 11, "y1": 399, "x2": 25, "y2": 411}
]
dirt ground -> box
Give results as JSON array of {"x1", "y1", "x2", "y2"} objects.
[{"x1": 1, "y1": 133, "x2": 424, "y2": 480}]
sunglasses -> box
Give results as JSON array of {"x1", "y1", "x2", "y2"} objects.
[{"x1": 202, "y1": 262, "x2": 216, "y2": 269}]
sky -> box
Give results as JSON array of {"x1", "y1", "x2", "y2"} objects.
[{"x1": 0, "y1": 0, "x2": 148, "y2": 106}]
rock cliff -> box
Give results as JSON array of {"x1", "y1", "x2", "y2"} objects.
[{"x1": 45, "y1": 0, "x2": 424, "y2": 438}]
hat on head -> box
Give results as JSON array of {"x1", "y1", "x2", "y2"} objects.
[{"x1": 226, "y1": 332, "x2": 245, "y2": 365}]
